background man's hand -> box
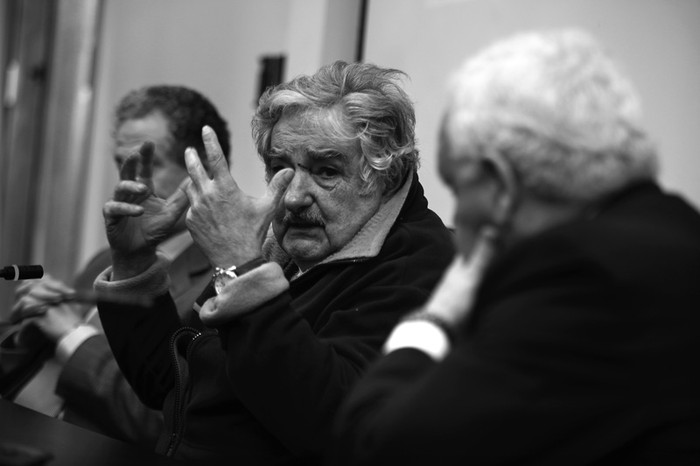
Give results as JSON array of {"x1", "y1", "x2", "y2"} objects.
[
  {"x1": 11, "y1": 275, "x2": 84, "y2": 342},
  {"x1": 102, "y1": 141, "x2": 190, "y2": 278}
]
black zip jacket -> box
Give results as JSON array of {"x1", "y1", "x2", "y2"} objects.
[{"x1": 96, "y1": 175, "x2": 455, "y2": 464}]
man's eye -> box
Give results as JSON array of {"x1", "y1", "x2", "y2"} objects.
[
  {"x1": 269, "y1": 161, "x2": 288, "y2": 173},
  {"x1": 314, "y1": 166, "x2": 339, "y2": 178}
]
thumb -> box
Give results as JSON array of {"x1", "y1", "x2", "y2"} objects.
[
  {"x1": 264, "y1": 168, "x2": 294, "y2": 207},
  {"x1": 468, "y1": 226, "x2": 497, "y2": 276},
  {"x1": 423, "y1": 227, "x2": 497, "y2": 325},
  {"x1": 166, "y1": 179, "x2": 191, "y2": 218},
  {"x1": 176, "y1": 177, "x2": 193, "y2": 202}
]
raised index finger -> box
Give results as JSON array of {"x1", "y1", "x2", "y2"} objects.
[
  {"x1": 201, "y1": 125, "x2": 231, "y2": 180},
  {"x1": 119, "y1": 153, "x2": 138, "y2": 181},
  {"x1": 136, "y1": 141, "x2": 155, "y2": 190}
]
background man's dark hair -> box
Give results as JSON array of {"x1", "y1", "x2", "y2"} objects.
[{"x1": 114, "y1": 85, "x2": 231, "y2": 165}]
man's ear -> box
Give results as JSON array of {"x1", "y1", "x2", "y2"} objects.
[{"x1": 482, "y1": 152, "x2": 518, "y2": 227}]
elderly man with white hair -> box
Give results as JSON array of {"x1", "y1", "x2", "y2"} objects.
[
  {"x1": 330, "y1": 29, "x2": 700, "y2": 465},
  {"x1": 93, "y1": 61, "x2": 454, "y2": 464}
]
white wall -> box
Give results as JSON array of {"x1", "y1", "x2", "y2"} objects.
[
  {"x1": 285, "y1": 0, "x2": 363, "y2": 78},
  {"x1": 79, "y1": 0, "x2": 291, "y2": 268},
  {"x1": 364, "y1": 0, "x2": 700, "y2": 226}
]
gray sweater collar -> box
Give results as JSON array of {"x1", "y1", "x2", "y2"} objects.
[{"x1": 263, "y1": 173, "x2": 413, "y2": 275}]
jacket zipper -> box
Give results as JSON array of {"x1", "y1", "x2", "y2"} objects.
[
  {"x1": 163, "y1": 258, "x2": 366, "y2": 456},
  {"x1": 165, "y1": 326, "x2": 201, "y2": 457},
  {"x1": 290, "y1": 257, "x2": 366, "y2": 282}
]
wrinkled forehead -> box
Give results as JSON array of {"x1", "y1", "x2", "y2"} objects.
[
  {"x1": 269, "y1": 106, "x2": 360, "y2": 156},
  {"x1": 114, "y1": 112, "x2": 174, "y2": 157}
]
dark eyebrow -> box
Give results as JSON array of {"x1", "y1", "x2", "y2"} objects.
[{"x1": 307, "y1": 149, "x2": 347, "y2": 163}]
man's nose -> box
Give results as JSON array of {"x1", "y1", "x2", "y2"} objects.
[{"x1": 284, "y1": 170, "x2": 314, "y2": 209}]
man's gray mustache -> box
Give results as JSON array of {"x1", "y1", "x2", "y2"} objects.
[{"x1": 282, "y1": 212, "x2": 324, "y2": 227}]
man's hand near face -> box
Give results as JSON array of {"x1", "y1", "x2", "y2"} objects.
[
  {"x1": 383, "y1": 226, "x2": 497, "y2": 361},
  {"x1": 424, "y1": 226, "x2": 497, "y2": 328},
  {"x1": 183, "y1": 126, "x2": 294, "y2": 269}
]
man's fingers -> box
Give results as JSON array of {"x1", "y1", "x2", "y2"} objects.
[
  {"x1": 103, "y1": 200, "x2": 145, "y2": 218},
  {"x1": 119, "y1": 153, "x2": 138, "y2": 181},
  {"x1": 112, "y1": 180, "x2": 149, "y2": 202},
  {"x1": 10, "y1": 307, "x2": 47, "y2": 324},
  {"x1": 469, "y1": 226, "x2": 497, "y2": 274},
  {"x1": 265, "y1": 168, "x2": 294, "y2": 208},
  {"x1": 424, "y1": 226, "x2": 498, "y2": 326},
  {"x1": 11, "y1": 295, "x2": 50, "y2": 323},
  {"x1": 185, "y1": 147, "x2": 210, "y2": 192},
  {"x1": 14, "y1": 276, "x2": 71, "y2": 302},
  {"x1": 166, "y1": 182, "x2": 191, "y2": 219},
  {"x1": 136, "y1": 142, "x2": 155, "y2": 191},
  {"x1": 177, "y1": 177, "x2": 193, "y2": 200},
  {"x1": 15, "y1": 280, "x2": 39, "y2": 296},
  {"x1": 32, "y1": 278, "x2": 74, "y2": 296},
  {"x1": 25, "y1": 286, "x2": 65, "y2": 303},
  {"x1": 201, "y1": 125, "x2": 231, "y2": 180}
]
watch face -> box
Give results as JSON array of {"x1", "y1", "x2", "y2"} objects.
[
  {"x1": 214, "y1": 275, "x2": 227, "y2": 295},
  {"x1": 213, "y1": 268, "x2": 237, "y2": 295}
]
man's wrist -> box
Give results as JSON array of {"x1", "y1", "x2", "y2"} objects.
[
  {"x1": 198, "y1": 261, "x2": 289, "y2": 326},
  {"x1": 402, "y1": 310, "x2": 456, "y2": 342},
  {"x1": 111, "y1": 249, "x2": 158, "y2": 280},
  {"x1": 212, "y1": 249, "x2": 264, "y2": 271}
]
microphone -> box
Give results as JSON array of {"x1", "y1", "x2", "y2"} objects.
[{"x1": 0, "y1": 265, "x2": 44, "y2": 280}]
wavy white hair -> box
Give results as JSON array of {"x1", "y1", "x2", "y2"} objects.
[
  {"x1": 444, "y1": 29, "x2": 658, "y2": 203},
  {"x1": 253, "y1": 61, "x2": 419, "y2": 196}
]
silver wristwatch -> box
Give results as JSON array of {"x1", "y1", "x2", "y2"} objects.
[
  {"x1": 211, "y1": 257, "x2": 267, "y2": 295},
  {"x1": 213, "y1": 265, "x2": 238, "y2": 295}
]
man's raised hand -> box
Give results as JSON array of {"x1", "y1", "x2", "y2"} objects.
[
  {"x1": 102, "y1": 141, "x2": 190, "y2": 278},
  {"x1": 183, "y1": 126, "x2": 293, "y2": 268}
]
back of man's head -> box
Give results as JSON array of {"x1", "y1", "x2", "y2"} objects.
[
  {"x1": 444, "y1": 29, "x2": 658, "y2": 204},
  {"x1": 252, "y1": 61, "x2": 419, "y2": 196},
  {"x1": 114, "y1": 85, "x2": 231, "y2": 166}
]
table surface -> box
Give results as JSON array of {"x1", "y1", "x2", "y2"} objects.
[{"x1": 0, "y1": 398, "x2": 184, "y2": 465}]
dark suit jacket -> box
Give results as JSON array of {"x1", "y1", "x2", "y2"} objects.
[
  {"x1": 331, "y1": 183, "x2": 700, "y2": 465},
  {"x1": 54, "y1": 242, "x2": 211, "y2": 447}
]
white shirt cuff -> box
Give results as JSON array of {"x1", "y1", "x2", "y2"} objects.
[
  {"x1": 55, "y1": 324, "x2": 100, "y2": 364},
  {"x1": 382, "y1": 319, "x2": 450, "y2": 361}
]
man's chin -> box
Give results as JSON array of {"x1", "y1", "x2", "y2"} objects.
[{"x1": 282, "y1": 235, "x2": 330, "y2": 269}]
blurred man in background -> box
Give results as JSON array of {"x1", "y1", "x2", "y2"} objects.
[
  {"x1": 9, "y1": 85, "x2": 230, "y2": 448},
  {"x1": 330, "y1": 29, "x2": 700, "y2": 465}
]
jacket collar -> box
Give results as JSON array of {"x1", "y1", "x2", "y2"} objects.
[{"x1": 263, "y1": 172, "x2": 414, "y2": 276}]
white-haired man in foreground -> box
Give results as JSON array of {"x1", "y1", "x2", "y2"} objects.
[{"x1": 330, "y1": 29, "x2": 700, "y2": 465}]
